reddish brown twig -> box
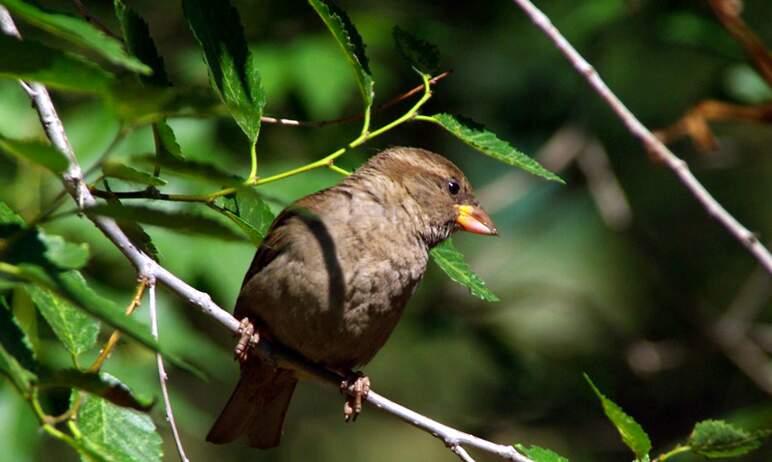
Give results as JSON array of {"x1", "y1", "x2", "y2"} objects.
[
  {"x1": 708, "y1": 0, "x2": 772, "y2": 85},
  {"x1": 655, "y1": 100, "x2": 772, "y2": 151},
  {"x1": 72, "y1": 0, "x2": 121, "y2": 40}
]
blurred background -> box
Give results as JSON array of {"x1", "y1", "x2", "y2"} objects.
[{"x1": 1, "y1": 0, "x2": 771, "y2": 460}]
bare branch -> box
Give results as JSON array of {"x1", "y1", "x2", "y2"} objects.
[
  {"x1": 148, "y1": 282, "x2": 190, "y2": 462},
  {"x1": 509, "y1": 0, "x2": 772, "y2": 275},
  {"x1": 0, "y1": 8, "x2": 533, "y2": 462}
]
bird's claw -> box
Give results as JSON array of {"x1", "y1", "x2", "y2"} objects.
[
  {"x1": 340, "y1": 372, "x2": 370, "y2": 422},
  {"x1": 234, "y1": 318, "x2": 260, "y2": 364}
]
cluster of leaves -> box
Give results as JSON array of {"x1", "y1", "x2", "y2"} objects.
[
  {"x1": 585, "y1": 374, "x2": 770, "y2": 461},
  {"x1": 0, "y1": 0, "x2": 565, "y2": 460}
]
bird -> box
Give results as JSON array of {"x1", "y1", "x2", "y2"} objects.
[{"x1": 207, "y1": 146, "x2": 497, "y2": 448}]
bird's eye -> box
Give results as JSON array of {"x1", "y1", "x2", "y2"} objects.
[{"x1": 447, "y1": 179, "x2": 460, "y2": 195}]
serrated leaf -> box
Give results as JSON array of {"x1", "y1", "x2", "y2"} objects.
[
  {"x1": 308, "y1": 0, "x2": 374, "y2": 109},
  {"x1": 53, "y1": 270, "x2": 201, "y2": 377},
  {"x1": 688, "y1": 420, "x2": 768, "y2": 458},
  {"x1": 425, "y1": 113, "x2": 564, "y2": 183},
  {"x1": 152, "y1": 120, "x2": 184, "y2": 160},
  {"x1": 2, "y1": 0, "x2": 150, "y2": 74},
  {"x1": 114, "y1": 0, "x2": 169, "y2": 87},
  {"x1": 40, "y1": 369, "x2": 152, "y2": 411},
  {"x1": 393, "y1": 27, "x2": 440, "y2": 75},
  {"x1": 515, "y1": 444, "x2": 569, "y2": 462},
  {"x1": 585, "y1": 374, "x2": 651, "y2": 460},
  {"x1": 0, "y1": 297, "x2": 37, "y2": 373},
  {"x1": 102, "y1": 161, "x2": 167, "y2": 186},
  {"x1": 182, "y1": 0, "x2": 265, "y2": 143},
  {"x1": 40, "y1": 233, "x2": 90, "y2": 269},
  {"x1": 0, "y1": 34, "x2": 114, "y2": 94},
  {"x1": 430, "y1": 238, "x2": 499, "y2": 302},
  {"x1": 132, "y1": 154, "x2": 243, "y2": 186},
  {"x1": 24, "y1": 284, "x2": 99, "y2": 358},
  {"x1": 86, "y1": 203, "x2": 245, "y2": 241},
  {"x1": 79, "y1": 394, "x2": 162, "y2": 462},
  {"x1": 217, "y1": 188, "x2": 275, "y2": 245},
  {"x1": 0, "y1": 134, "x2": 69, "y2": 173}
]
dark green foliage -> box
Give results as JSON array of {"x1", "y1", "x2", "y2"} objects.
[
  {"x1": 393, "y1": 27, "x2": 440, "y2": 75},
  {"x1": 688, "y1": 420, "x2": 769, "y2": 458},
  {"x1": 430, "y1": 239, "x2": 499, "y2": 302}
]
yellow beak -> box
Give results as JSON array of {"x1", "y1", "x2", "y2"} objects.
[{"x1": 455, "y1": 205, "x2": 498, "y2": 236}]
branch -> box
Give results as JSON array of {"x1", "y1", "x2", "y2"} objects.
[
  {"x1": 0, "y1": 8, "x2": 533, "y2": 462},
  {"x1": 708, "y1": 0, "x2": 772, "y2": 85},
  {"x1": 509, "y1": 0, "x2": 772, "y2": 275},
  {"x1": 148, "y1": 282, "x2": 189, "y2": 462},
  {"x1": 655, "y1": 100, "x2": 772, "y2": 152}
]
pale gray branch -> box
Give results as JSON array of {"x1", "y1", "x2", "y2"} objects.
[
  {"x1": 0, "y1": 7, "x2": 533, "y2": 462},
  {"x1": 509, "y1": 0, "x2": 772, "y2": 275},
  {"x1": 148, "y1": 282, "x2": 190, "y2": 462}
]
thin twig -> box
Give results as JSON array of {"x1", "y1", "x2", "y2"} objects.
[
  {"x1": 148, "y1": 282, "x2": 190, "y2": 462},
  {"x1": 509, "y1": 0, "x2": 772, "y2": 275},
  {"x1": 71, "y1": 0, "x2": 121, "y2": 40},
  {"x1": 88, "y1": 280, "x2": 148, "y2": 372},
  {"x1": 259, "y1": 71, "x2": 451, "y2": 127},
  {"x1": 0, "y1": 8, "x2": 533, "y2": 462}
]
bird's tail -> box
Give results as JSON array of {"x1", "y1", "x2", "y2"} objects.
[{"x1": 206, "y1": 361, "x2": 297, "y2": 449}]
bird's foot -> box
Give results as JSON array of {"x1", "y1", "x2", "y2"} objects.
[
  {"x1": 340, "y1": 372, "x2": 370, "y2": 422},
  {"x1": 233, "y1": 318, "x2": 260, "y2": 364}
]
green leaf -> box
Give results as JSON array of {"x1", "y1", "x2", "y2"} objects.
[
  {"x1": 0, "y1": 297, "x2": 37, "y2": 373},
  {"x1": 102, "y1": 161, "x2": 167, "y2": 186},
  {"x1": 2, "y1": 0, "x2": 150, "y2": 74},
  {"x1": 217, "y1": 188, "x2": 275, "y2": 245},
  {"x1": 40, "y1": 369, "x2": 152, "y2": 411},
  {"x1": 131, "y1": 154, "x2": 243, "y2": 186},
  {"x1": 40, "y1": 233, "x2": 90, "y2": 269},
  {"x1": 52, "y1": 270, "x2": 200, "y2": 376},
  {"x1": 114, "y1": 0, "x2": 169, "y2": 87},
  {"x1": 0, "y1": 35, "x2": 113, "y2": 93},
  {"x1": 0, "y1": 134, "x2": 69, "y2": 173},
  {"x1": 430, "y1": 239, "x2": 499, "y2": 302},
  {"x1": 0, "y1": 201, "x2": 25, "y2": 226},
  {"x1": 78, "y1": 394, "x2": 162, "y2": 462},
  {"x1": 0, "y1": 296, "x2": 37, "y2": 393},
  {"x1": 86, "y1": 204, "x2": 245, "y2": 241},
  {"x1": 308, "y1": 0, "x2": 374, "y2": 109},
  {"x1": 688, "y1": 420, "x2": 769, "y2": 458},
  {"x1": 182, "y1": 0, "x2": 265, "y2": 143},
  {"x1": 585, "y1": 374, "x2": 651, "y2": 460},
  {"x1": 393, "y1": 27, "x2": 440, "y2": 75},
  {"x1": 152, "y1": 120, "x2": 184, "y2": 160},
  {"x1": 24, "y1": 284, "x2": 99, "y2": 358},
  {"x1": 424, "y1": 113, "x2": 564, "y2": 183},
  {"x1": 515, "y1": 444, "x2": 569, "y2": 462}
]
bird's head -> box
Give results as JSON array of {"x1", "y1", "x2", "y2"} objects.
[{"x1": 357, "y1": 147, "x2": 497, "y2": 247}]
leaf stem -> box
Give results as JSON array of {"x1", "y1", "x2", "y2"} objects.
[
  {"x1": 654, "y1": 445, "x2": 691, "y2": 462},
  {"x1": 246, "y1": 139, "x2": 258, "y2": 184}
]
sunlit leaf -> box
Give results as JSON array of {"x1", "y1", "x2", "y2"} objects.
[
  {"x1": 308, "y1": 0, "x2": 374, "y2": 109},
  {"x1": 152, "y1": 120, "x2": 184, "y2": 160},
  {"x1": 40, "y1": 369, "x2": 153, "y2": 411},
  {"x1": 585, "y1": 374, "x2": 651, "y2": 460},
  {"x1": 424, "y1": 113, "x2": 564, "y2": 183},
  {"x1": 430, "y1": 238, "x2": 499, "y2": 302},
  {"x1": 79, "y1": 394, "x2": 162, "y2": 462},
  {"x1": 182, "y1": 0, "x2": 265, "y2": 143},
  {"x1": 24, "y1": 285, "x2": 99, "y2": 358},
  {"x1": 393, "y1": 27, "x2": 439, "y2": 75},
  {"x1": 515, "y1": 444, "x2": 569, "y2": 462},
  {"x1": 114, "y1": 0, "x2": 169, "y2": 86},
  {"x1": 688, "y1": 420, "x2": 769, "y2": 459},
  {"x1": 102, "y1": 161, "x2": 167, "y2": 186},
  {"x1": 86, "y1": 203, "x2": 245, "y2": 241},
  {"x1": 0, "y1": 134, "x2": 69, "y2": 173},
  {"x1": 2, "y1": 0, "x2": 150, "y2": 74}
]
